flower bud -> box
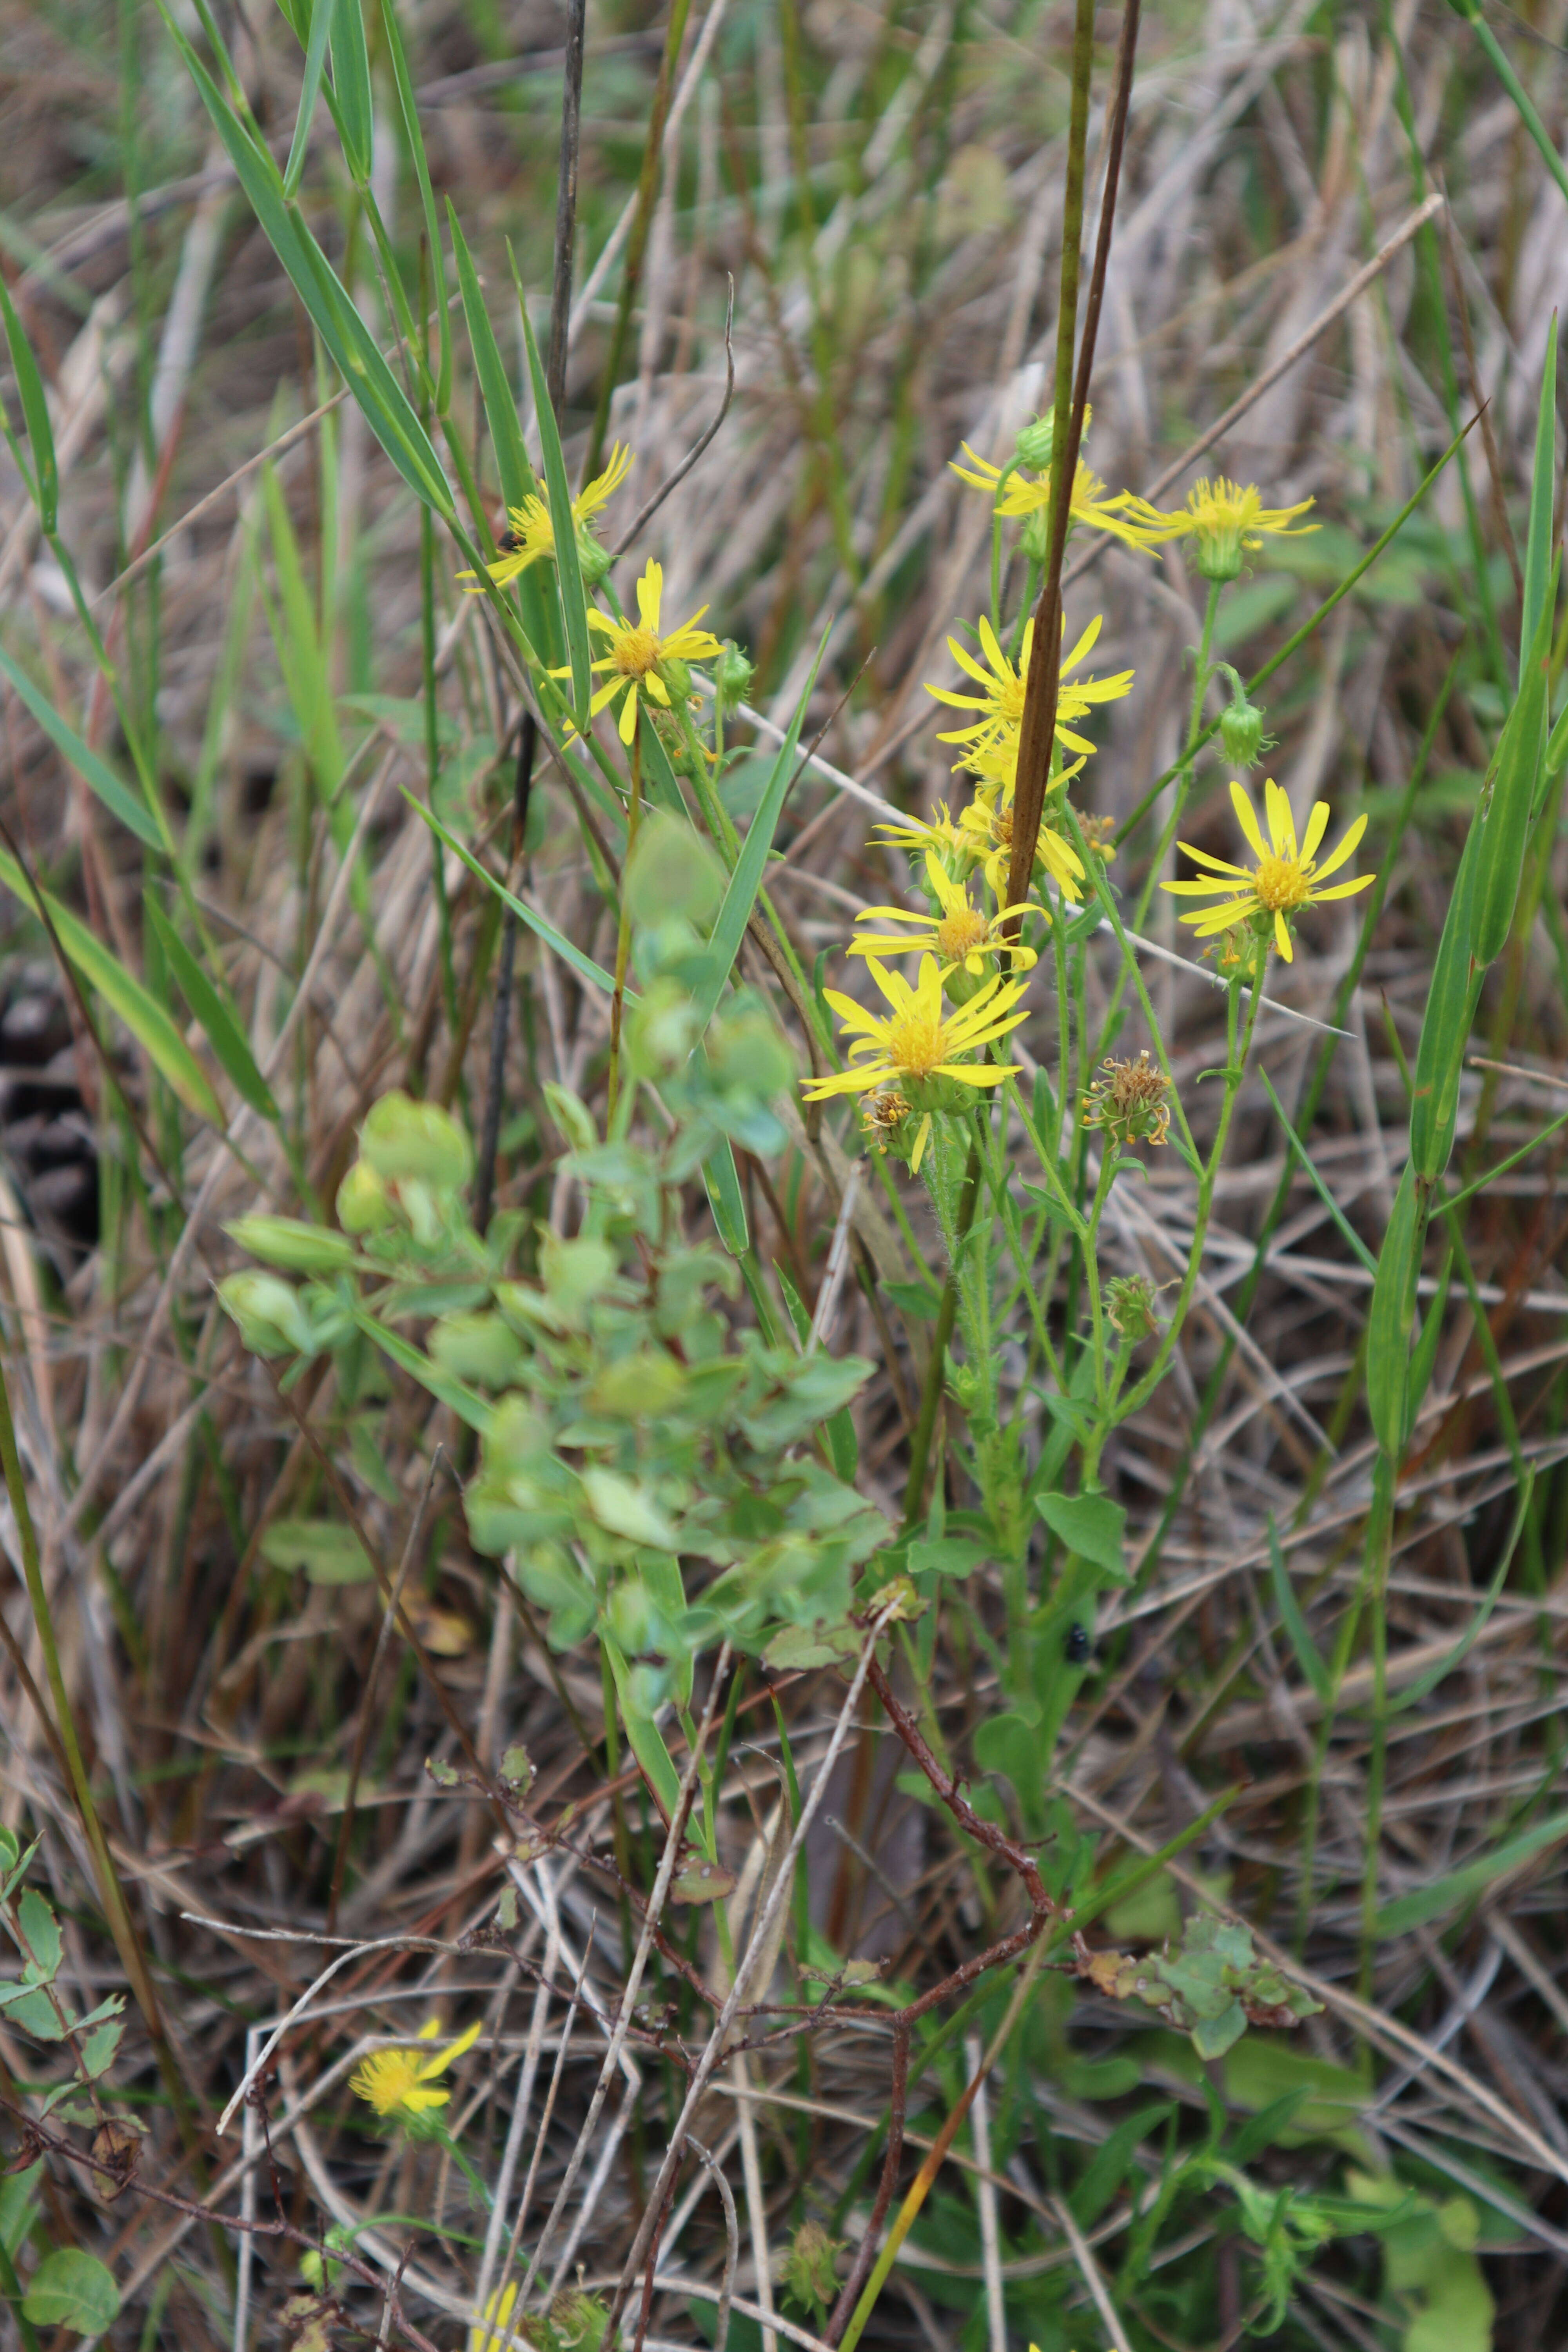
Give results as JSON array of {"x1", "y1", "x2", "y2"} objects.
[
  {"x1": 1106, "y1": 1272, "x2": 1160, "y2": 1342},
  {"x1": 575, "y1": 526, "x2": 612, "y2": 590},
  {"x1": 714, "y1": 640, "x2": 755, "y2": 714},
  {"x1": 1219, "y1": 679, "x2": 1266, "y2": 768},
  {"x1": 657, "y1": 655, "x2": 692, "y2": 704},
  {"x1": 1019, "y1": 505, "x2": 1053, "y2": 565},
  {"x1": 1013, "y1": 415, "x2": 1056, "y2": 471}
]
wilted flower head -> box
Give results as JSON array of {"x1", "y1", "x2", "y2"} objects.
[
  {"x1": 1106, "y1": 1273, "x2": 1161, "y2": 1342},
  {"x1": 1082, "y1": 1051, "x2": 1172, "y2": 1148}
]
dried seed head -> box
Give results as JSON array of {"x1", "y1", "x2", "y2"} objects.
[
  {"x1": 1082, "y1": 1050, "x2": 1172, "y2": 1147},
  {"x1": 1106, "y1": 1272, "x2": 1161, "y2": 1341}
]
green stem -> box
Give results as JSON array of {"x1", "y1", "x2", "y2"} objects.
[
  {"x1": 606, "y1": 732, "x2": 642, "y2": 1123},
  {"x1": 901, "y1": 1137, "x2": 983, "y2": 1528},
  {"x1": 1132, "y1": 577, "x2": 1222, "y2": 938}
]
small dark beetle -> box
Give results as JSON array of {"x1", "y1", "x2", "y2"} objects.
[{"x1": 1064, "y1": 1622, "x2": 1091, "y2": 1665}]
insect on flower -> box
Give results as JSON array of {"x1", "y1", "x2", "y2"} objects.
[
  {"x1": 802, "y1": 954, "x2": 1030, "y2": 1102},
  {"x1": 1163, "y1": 779, "x2": 1374, "y2": 962},
  {"x1": 850, "y1": 848, "x2": 1037, "y2": 977},
  {"x1": 350, "y1": 2016, "x2": 481, "y2": 2123}
]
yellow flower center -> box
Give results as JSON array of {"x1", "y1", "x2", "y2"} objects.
[
  {"x1": 355, "y1": 2050, "x2": 423, "y2": 2115},
  {"x1": 936, "y1": 905, "x2": 990, "y2": 959},
  {"x1": 886, "y1": 1010, "x2": 947, "y2": 1077},
  {"x1": 612, "y1": 625, "x2": 660, "y2": 679},
  {"x1": 1252, "y1": 853, "x2": 1310, "y2": 913}
]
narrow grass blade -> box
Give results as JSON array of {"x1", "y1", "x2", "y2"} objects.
[
  {"x1": 1520, "y1": 321, "x2": 1557, "y2": 686},
  {"x1": 261, "y1": 465, "x2": 343, "y2": 799},
  {"x1": 1267, "y1": 1517, "x2": 1331, "y2": 1707},
  {"x1": 1376, "y1": 1801, "x2": 1568, "y2": 1938},
  {"x1": 143, "y1": 895, "x2": 279, "y2": 1123},
  {"x1": 450, "y1": 205, "x2": 532, "y2": 514},
  {"x1": 702, "y1": 1142, "x2": 750, "y2": 1256},
  {"x1": 602, "y1": 1632, "x2": 682, "y2": 1824},
  {"x1": 0, "y1": 276, "x2": 56, "y2": 530},
  {"x1": 1409, "y1": 819, "x2": 1483, "y2": 1184},
  {"x1": 0, "y1": 644, "x2": 162, "y2": 850},
  {"x1": 0, "y1": 849, "x2": 222, "y2": 1126},
  {"x1": 692, "y1": 628, "x2": 829, "y2": 1034},
  {"x1": 403, "y1": 788, "x2": 624, "y2": 999},
  {"x1": 282, "y1": 0, "x2": 334, "y2": 198},
  {"x1": 1473, "y1": 552, "x2": 1557, "y2": 968},
  {"x1": 330, "y1": 0, "x2": 373, "y2": 185},
  {"x1": 516, "y1": 262, "x2": 592, "y2": 729},
  {"x1": 381, "y1": 0, "x2": 451, "y2": 411},
  {"x1": 1259, "y1": 1068, "x2": 1376, "y2": 1276},
  {"x1": 1365, "y1": 1161, "x2": 1424, "y2": 1459},
  {"x1": 159, "y1": 3, "x2": 454, "y2": 516}
]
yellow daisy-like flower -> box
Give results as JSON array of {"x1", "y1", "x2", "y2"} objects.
[
  {"x1": 580, "y1": 561, "x2": 722, "y2": 745},
  {"x1": 1163, "y1": 778, "x2": 1374, "y2": 962},
  {"x1": 871, "y1": 800, "x2": 968, "y2": 862},
  {"x1": 461, "y1": 445, "x2": 634, "y2": 592},
  {"x1": 850, "y1": 848, "x2": 1038, "y2": 976},
  {"x1": 951, "y1": 442, "x2": 1169, "y2": 553},
  {"x1": 928, "y1": 613, "x2": 1133, "y2": 766},
  {"x1": 802, "y1": 954, "x2": 1029, "y2": 1101},
  {"x1": 1116, "y1": 477, "x2": 1316, "y2": 582},
  {"x1": 350, "y1": 2016, "x2": 481, "y2": 2122}
]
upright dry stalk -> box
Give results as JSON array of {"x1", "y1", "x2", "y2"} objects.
[{"x1": 1005, "y1": 0, "x2": 1142, "y2": 913}]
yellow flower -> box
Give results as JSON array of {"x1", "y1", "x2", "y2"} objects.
[
  {"x1": 462, "y1": 445, "x2": 634, "y2": 591},
  {"x1": 580, "y1": 561, "x2": 722, "y2": 745},
  {"x1": 928, "y1": 612, "x2": 1133, "y2": 766},
  {"x1": 951, "y1": 441, "x2": 1169, "y2": 553},
  {"x1": 851, "y1": 849, "x2": 1037, "y2": 976},
  {"x1": 872, "y1": 800, "x2": 968, "y2": 861},
  {"x1": 802, "y1": 954, "x2": 1029, "y2": 1101},
  {"x1": 1115, "y1": 476, "x2": 1315, "y2": 582},
  {"x1": 962, "y1": 741, "x2": 1087, "y2": 906},
  {"x1": 1163, "y1": 779, "x2": 1374, "y2": 962},
  {"x1": 350, "y1": 2016, "x2": 481, "y2": 2122},
  {"x1": 470, "y1": 2281, "x2": 523, "y2": 2352}
]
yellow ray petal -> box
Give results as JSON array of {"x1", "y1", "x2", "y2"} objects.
[
  {"x1": 1229, "y1": 780, "x2": 1268, "y2": 861},
  {"x1": 1310, "y1": 813, "x2": 1368, "y2": 882}
]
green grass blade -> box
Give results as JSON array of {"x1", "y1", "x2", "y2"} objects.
[
  {"x1": 143, "y1": 895, "x2": 279, "y2": 1123},
  {"x1": 261, "y1": 463, "x2": 343, "y2": 800},
  {"x1": 1388, "y1": 1471, "x2": 1530, "y2": 1715},
  {"x1": 602, "y1": 1632, "x2": 683, "y2": 1824},
  {"x1": 352, "y1": 1310, "x2": 494, "y2": 1433},
  {"x1": 1365, "y1": 1161, "x2": 1425, "y2": 1459},
  {"x1": 1520, "y1": 323, "x2": 1557, "y2": 686},
  {"x1": 282, "y1": 0, "x2": 334, "y2": 199},
  {"x1": 1259, "y1": 1069, "x2": 1377, "y2": 1276},
  {"x1": 1409, "y1": 818, "x2": 1483, "y2": 1184},
  {"x1": 0, "y1": 644, "x2": 162, "y2": 851},
  {"x1": 0, "y1": 850, "x2": 222, "y2": 1127},
  {"x1": 158, "y1": 3, "x2": 453, "y2": 517},
  {"x1": 515, "y1": 261, "x2": 592, "y2": 729},
  {"x1": 692, "y1": 627, "x2": 829, "y2": 1033},
  {"x1": 403, "y1": 788, "x2": 624, "y2": 999},
  {"x1": 449, "y1": 205, "x2": 532, "y2": 514},
  {"x1": 380, "y1": 0, "x2": 451, "y2": 412},
  {"x1": 0, "y1": 276, "x2": 56, "y2": 530},
  {"x1": 1473, "y1": 551, "x2": 1557, "y2": 968},
  {"x1": 702, "y1": 1142, "x2": 750, "y2": 1256},
  {"x1": 330, "y1": 0, "x2": 373, "y2": 185},
  {"x1": 1267, "y1": 1516, "x2": 1331, "y2": 1707},
  {"x1": 1375, "y1": 1800, "x2": 1568, "y2": 1938}
]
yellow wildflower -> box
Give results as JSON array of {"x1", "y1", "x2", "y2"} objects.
[
  {"x1": 962, "y1": 740, "x2": 1087, "y2": 905},
  {"x1": 579, "y1": 561, "x2": 722, "y2": 745},
  {"x1": 1163, "y1": 779, "x2": 1373, "y2": 962},
  {"x1": 1115, "y1": 477, "x2": 1315, "y2": 582},
  {"x1": 928, "y1": 613, "x2": 1133, "y2": 766},
  {"x1": 802, "y1": 955, "x2": 1029, "y2": 1101},
  {"x1": 872, "y1": 800, "x2": 968, "y2": 862},
  {"x1": 350, "y1": 2016, "x2": 481, "y2": 2122},
  {"x1": 462, "y1": 445, "x2": 633, "y2": 591},
  {"x1": 850, "y1": 848, "x2": 1037, "y2": 976},
  {"x1": 470, "y1": 2281, "x2": 523, "y2": 2352},
  {"x1": 951, "y1": 441, "x2": 1169, "y2": 553}
]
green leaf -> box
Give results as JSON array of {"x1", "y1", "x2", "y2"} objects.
[
  {"x1": 260, "y1": 1519, "x2": 373, "y2": 1585},
  {"x1": 79, "y1": 2017, "x2": 123, "y2": 2078},
  {"x1": 330, "y1": 0, "x2": 374, "y2": 183},
  {"x1": 1267, "y1": 1516, "x2": 1331, "y2": 1706},
  {"x1": 702, "y1": 1140, "x2": 750, "y2": 1256},
  {"x1": 157, "y1": 5, "x2": 454, "y2": 516},
  {"x1": 0, "y1": 643, "x2": 162, "y2": 849},
  {"x1": 516, "y1": 272, "x2": 592, "y2": 729},
  {"x1": 1259, "y1": 1069, "x2": 1376, "y2": 1274},
  {"x1": 261, "y1": 462, "x2": 343, "y2": 799},
  {"x1": 0, "y1": 847, "x2": 223, "y2": 1125},
  {"x1": 353, "y1": 1308, "x2": 494, "y2": 1434},
  {"x1": 602, "y1": 1632, "x2": 683, "y2": 1824},
  {"x1": 1036, "y1": 1490, "x2": 1127, "y2": 1581},
  {"x1": 380, "y1": 0, "x2": 451, "y2": 411},
  {"x1": 1376, "y1": 1805, "x2": 1568, "y2": 1937},
  {"x1": 1388, "y1": 1469, "x2": 1530, "y2": 1714},
  {"x1": 283, "y1": 0, "x2": 334, "y2": 196},
  {"x1": 22, "y1": 2250, "x2": 120, "y2": 2333},
  {"x1": 0, "y1": 274, "x2": 57, "y2": 530},
  {"x1": 15, "y1": 1889, "x2": 61, "y2": 1983},
  {"x1": 907, "y1": 1535, "x2": 990, "y2": 1578},
  {"x1": 692, "y1": 628, "x2": 830, "y2": 1034},
  {"x1": 1409, "y1": 819, "x2": 1483, "y2": 1184},
  {"x1": 1472, "y1": 551, "x2": 1557, "y2": 967},
  {"x1": 143, "y1": 895, "x2": 279, "y2": 1121}
]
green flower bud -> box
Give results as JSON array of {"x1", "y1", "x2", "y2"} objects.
[
  {"x1": 1215, "y1": 668, "x2": 1273, "y2": 769},
  {"x1": 337, "y1": 1158, "x2": 393, "y2": 1234},
  {"x1": 219, "y1": 1270, "x2": 314, "y2": 1358},
  {"x1": 576, "y1": 525, "x2": 612, "y2": 590},
  {"x1": 657, "y1": 655, "x2": 693, "y2": 704},
  {"x1": 1019, "y1": 505, "x2": 1053, "y2": 565},
  {"x1": 224, "y1": 1214, "x2": 359, "y2": 1274},
  {"x1": 714, "y1": 640, "x2": 755, "y2": 714},
  {"x1": 1014, "y1": 415, "x2": 1056, "y2": 470}
]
